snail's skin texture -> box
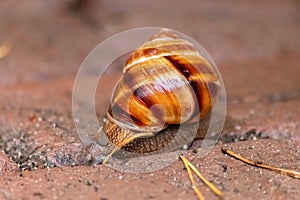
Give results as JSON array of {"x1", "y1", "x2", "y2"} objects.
[
  {"x1": 103, "y1": 111, "x2": 212, "y2": 154},
  {"x1": 104, "y1": 115, "x2": 176, "y2": 153},
  {"x1": 103, "y1": 29, "x2": 220, "y2": 153}
]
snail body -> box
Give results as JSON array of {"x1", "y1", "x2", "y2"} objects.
[{"x1": 102, "y1": 29, "x2": 220, "y2": 154}]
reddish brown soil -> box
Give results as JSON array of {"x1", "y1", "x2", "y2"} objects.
[{"x1": 0, "y1": 1, "x2": 300, "y2": 200}]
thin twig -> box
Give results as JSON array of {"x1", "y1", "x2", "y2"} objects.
[
  {"x1": 221, "y1": 147, "x2": 300, "y2": 179},
  {"x1": 180, "y1": 155, "x2": 205, "y2": 200},
  {"x1": 180, "y1": 155, "x2": 224, "y2": 200}
]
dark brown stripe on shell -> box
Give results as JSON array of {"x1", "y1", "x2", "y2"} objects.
[
  {"x1": 133, "y1": 86, "x2": 154, "y2": 108},
  {"x1": 132, "y1": 85, "x2": 166, "y2": 125},
  {"x1": 163, "y1": 55, "x2": 209, "y2": 117},
  {"x1": 110, "y1": 103, "x2": 145, "y2": 127}
]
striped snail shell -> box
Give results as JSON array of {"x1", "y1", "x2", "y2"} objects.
[{"x1": 102, "y1": 29, "x2": 219, "y2": 154}]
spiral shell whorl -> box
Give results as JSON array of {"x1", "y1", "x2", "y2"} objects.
[{"x1": 105, "y1": 29, "x2": 220, "y2": 152}]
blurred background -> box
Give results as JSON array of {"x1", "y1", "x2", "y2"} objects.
[{"x1": 1, "y1": 0, "x2": 299, "y2": 84}]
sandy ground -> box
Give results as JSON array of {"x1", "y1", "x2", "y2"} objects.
[{"x1": 0, "y1": 0, "x2": 300, "y2": 199}]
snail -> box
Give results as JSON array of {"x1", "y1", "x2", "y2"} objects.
[{"x1": 99, "y1": 29, "x2": 220, "y2": 161}]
